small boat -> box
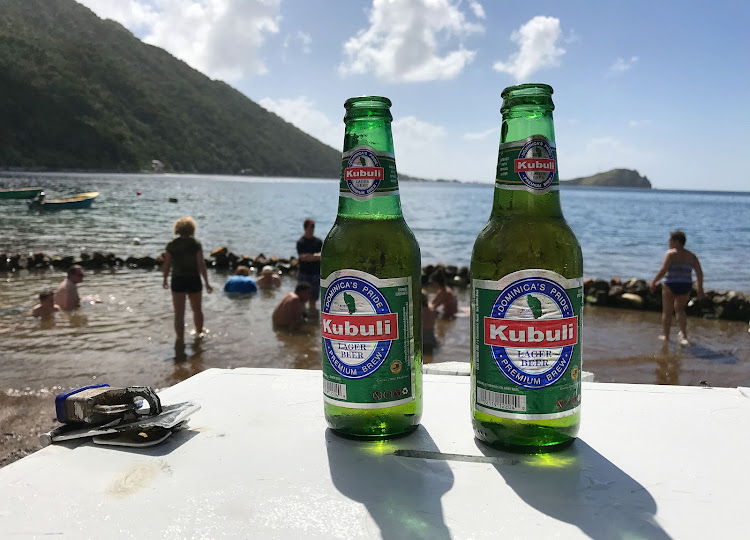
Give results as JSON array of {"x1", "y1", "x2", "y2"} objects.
[
  {"x1": 0, "y1": 186, "x2": 44, "y2": 199},
  {"x1": 30, "y1": 191, "x2": 99, "y2": 210}
]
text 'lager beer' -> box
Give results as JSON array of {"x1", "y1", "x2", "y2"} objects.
[
  {"x1": 321, "y1": 96, "x2": 422, "y2": 438},
  {"x1": 470, "y1": 84, "x2": 583, "y2": 452}
]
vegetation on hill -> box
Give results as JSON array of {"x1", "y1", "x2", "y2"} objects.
[
  {"x1": 0, "y1": 0, "x2": 341, "y2": 177},
  {"x1": 561, "y1": 168, "x2": 652, "y2": 188}
]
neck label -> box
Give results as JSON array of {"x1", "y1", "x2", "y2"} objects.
[
  {"x1": 341, "y1": 145, "x2": 398, "y2": 200},
  {"x1": 496, "y1": 135, "x2": 558, "y2": 194}
]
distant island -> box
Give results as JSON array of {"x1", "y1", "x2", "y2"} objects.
[
  {"x1": 561, "y1": 168, "x2": 652, "y2": 189},
  {"x1": 415, "y1": 168, "x2": 653, "y2": 188}
]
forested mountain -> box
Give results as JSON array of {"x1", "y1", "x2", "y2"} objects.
[
  {"x1": 561, "y1": 169, "x2": 652, "y2": 188},
  {"x1": 0, "y1": 0, "x2": 341, "y2": 177}
]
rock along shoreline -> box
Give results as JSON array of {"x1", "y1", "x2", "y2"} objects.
[{"x1": 2, "y1": 248, "x2": 749, "y2": 322}]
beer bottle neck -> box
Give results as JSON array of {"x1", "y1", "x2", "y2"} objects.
[
  {"x1": 337, "y1": 190, "x2": 403, "y2": 219},
  {"x1": 338, "y1": 97, "x2": 403, "y2": 219},
  {"x1": 491, "y1": 85, "x2": 562, "y2": 219}
]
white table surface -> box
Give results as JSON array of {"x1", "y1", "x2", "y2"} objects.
[{"x1": 1, "y1": 367, "x2": 748, "y2": 539}]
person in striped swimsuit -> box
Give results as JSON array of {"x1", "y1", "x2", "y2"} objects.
[{"x1": 649, "y1": 230, "x2": 704, "y2": 345}]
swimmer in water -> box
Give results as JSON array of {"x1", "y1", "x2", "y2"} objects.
[
  {"x1": 257, "y1": 265, "x2": 281, "y2": 289},
  {"x1": 32, "y1": 290, "x2": 60, "y2": 318},
  {"x1": 272, "y1": 282, "x2": 312, "y2": 331}
]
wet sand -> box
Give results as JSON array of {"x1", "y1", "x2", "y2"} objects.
[{"x1": 2, "y1": 283, "x2": 749, "y2": 468}]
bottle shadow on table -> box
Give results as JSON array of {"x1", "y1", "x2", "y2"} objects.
[
  {"x1": 326, "y1": 426, "x2": 455, "y2": 540},
  {"x1": 475, "y1": 438, "x2": 672, "y2": 539}
]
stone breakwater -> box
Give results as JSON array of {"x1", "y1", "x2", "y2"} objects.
[
  {"x1": 584, "y1": 277, "x2": 750, "y2": 322},
  {"x1": 0, "y1": 248, "x2": 297, "y2": 277},
  {"x1": 2, "y1": 249, "x2": 748, "y2": 322}
]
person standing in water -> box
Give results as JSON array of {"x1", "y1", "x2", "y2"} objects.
[
  {"x1": 55, "y1": 265, "x2": 84, "y2": 311},
  {"x1": 296, "y1": 218, "x2": 322, "y2": 312},
  {"x1": 649, "y1": 230, "x2": 704, "y2": 345},
  {"x1": 428, "y1": 269, "x2": 458, "y2": 319},
  {"x1": 162, "y1": 217, "x2": 213, "y2": 342}
]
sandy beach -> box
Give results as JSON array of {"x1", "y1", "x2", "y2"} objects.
[{"x1": 3, "y1": 297, "x2": 748, "y2": 468}]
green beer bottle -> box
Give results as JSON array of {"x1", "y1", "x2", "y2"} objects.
[
  {"x1": 470, "y1": 84, "x2": 583, "y2": 452},
  {"x1": 321, "y1": 96, "x2": 422, "y2": 439}
]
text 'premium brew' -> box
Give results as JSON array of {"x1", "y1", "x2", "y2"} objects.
[
  {"x1": 471, "y1": 84, "x2": 584, "y2": 452},
  {"x1": 321, "y1": 96, "x2": 422, "y2": 438}
]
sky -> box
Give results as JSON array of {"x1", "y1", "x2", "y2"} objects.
[{"x1": 76, "y1": 0, "x2": 750, "y2": 191}]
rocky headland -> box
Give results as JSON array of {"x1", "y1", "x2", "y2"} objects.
[{"x1": 561, "y1": 168, "x2": 652, "y2": 188}]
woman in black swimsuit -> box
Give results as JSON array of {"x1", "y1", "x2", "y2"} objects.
[
  {"x1": 649, "y1": 230, "x2": 704, "y2": 345},
  {"x1": 162, "y1": 217, "x2": 213, "y2": 342}
]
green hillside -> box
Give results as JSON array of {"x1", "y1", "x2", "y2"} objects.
[
  {"x1": 562, "y1": 168, "x2": 652, "y2": 188},
  {"x1": 0, "y1": 0, "x2": 341, "y2": 177}
]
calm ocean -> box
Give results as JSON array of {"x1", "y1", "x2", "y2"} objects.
[{"x1": 1, "y1": 172, "x2": 749, "y2": 292}]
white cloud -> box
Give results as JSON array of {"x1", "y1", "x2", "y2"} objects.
[
  {"x1": 469, "y1": 1, "x2": 486, "y2": 19},
  {"x1": 564, "y1": 29, "x2": 581, "y2": 45},
  {"x1": 76, "y1": 0, "x2": 157, "y2": 30},
  {"x1": 607, "y1": 56, "x2": 638, "y2": 77},
  {"x1": 463, "y1": 127, "x2": 497, "y2": 141},
  {"x1": 77, "y1": 0, "x2": 281, "y2": 82},
  {"x1": 254, "y1": 100, "x2": 464, "y2": 180},
  {"x1": 493, "y1": 16, "x2": 565, "y2": 81},
  {"x1": 628, "y1": 119, "x2": 651, "y2": 127},
  {"x1": 391, "y1": 116, "x2": 455, "y2": 178},
  {"x1": 392, "y1": 116, "x2": 447, "y2": 145},
  {"x1": 296, "y1": 31, "x2": 312, "y2": 54},
  {"x1": 339, "y1": 0, "x2": 483, "y2": 83},
  {"x1": 258, "y1": 96, "x2": 340, "y2": 148},
  {"x1": 282, "y1": 31, "x2": 312, "y2": 62}
]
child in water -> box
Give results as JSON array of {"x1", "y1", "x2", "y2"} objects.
[{"x1": 32, "y1": 290, "x2": 60, "y2": 318}]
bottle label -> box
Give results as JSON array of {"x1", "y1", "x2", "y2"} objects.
[
  {"x1": 340, "y1": 145, "x2": 399, "y2": 200},
  {"x1": 472, "y1": 269, "x2": 582, "y2": 419},
  {"x1": 496, "y1": 135, "x2": 558, "y2": 194},
  {"x1": 321, "y1": 269, "x2": 414, "y2": 408}
]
